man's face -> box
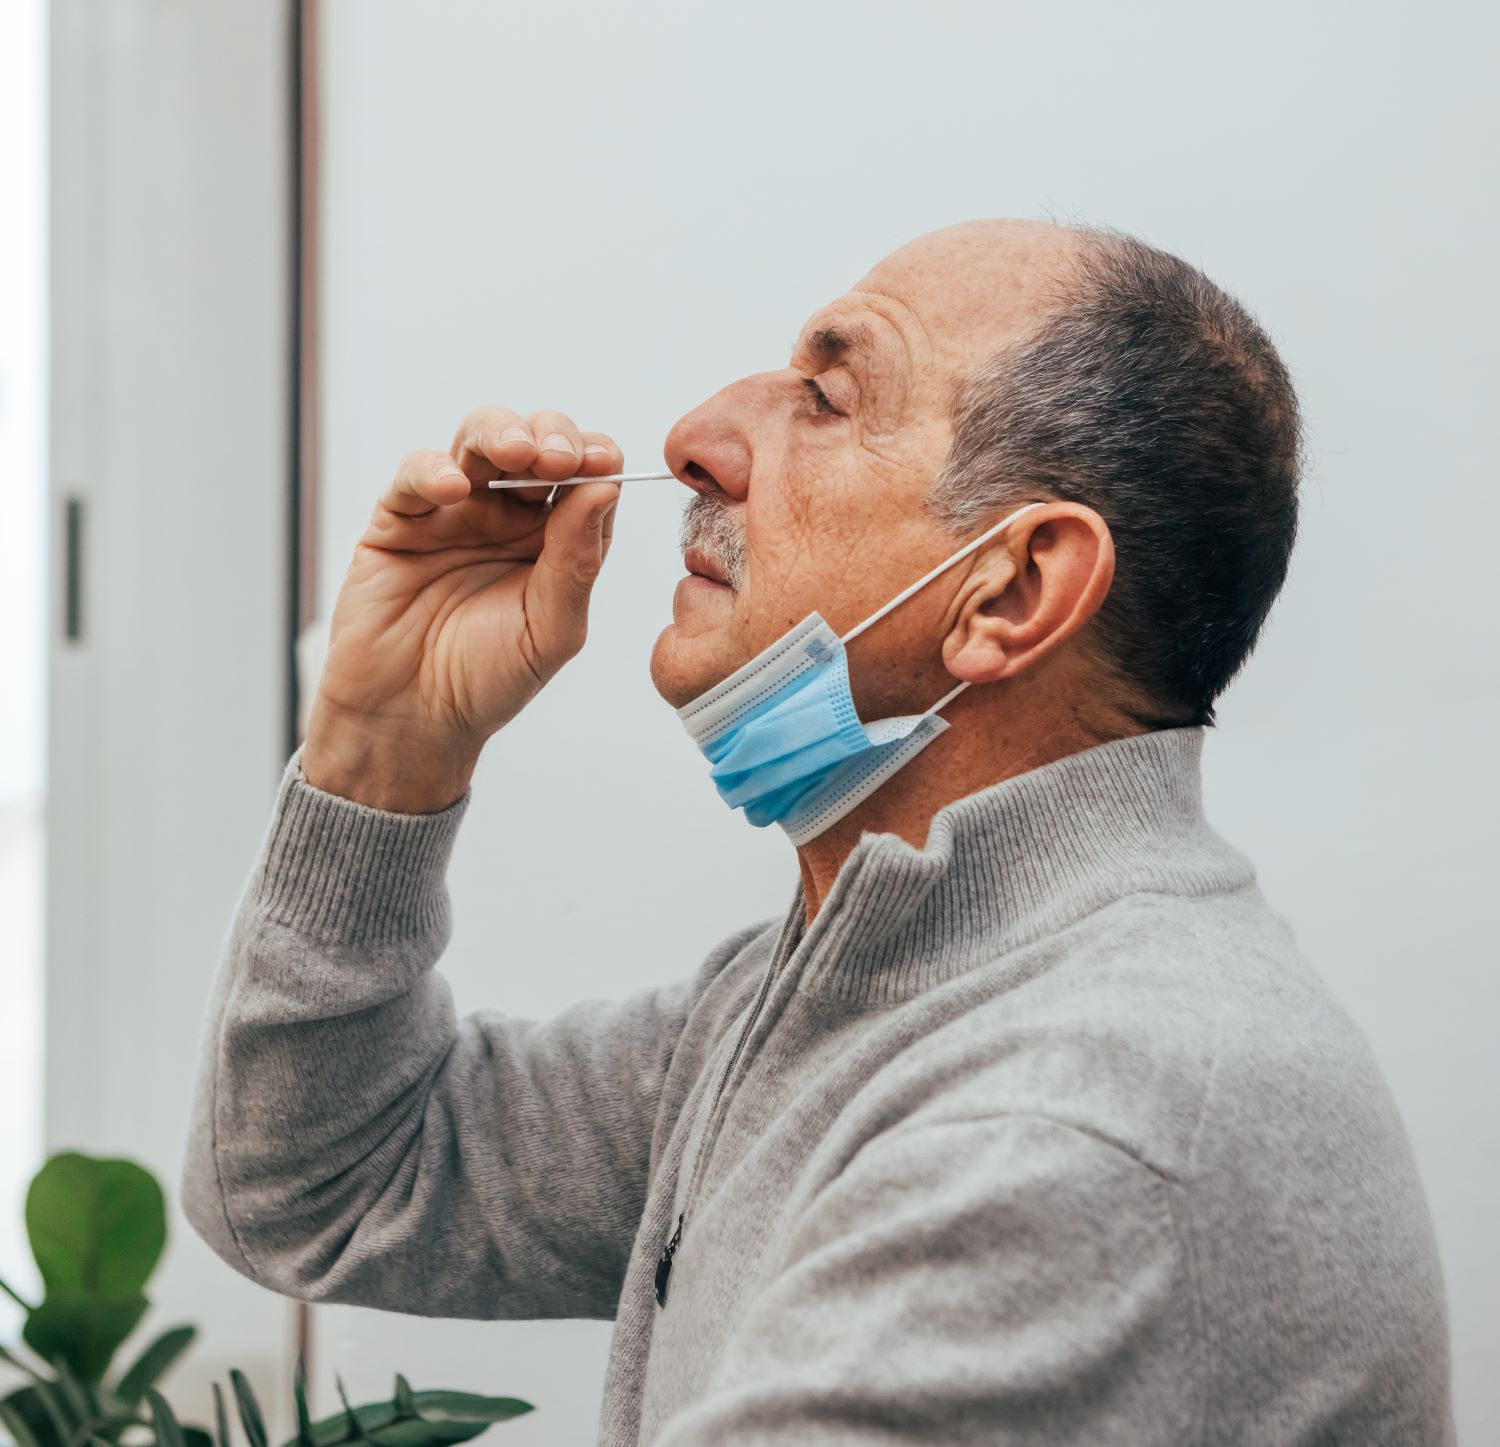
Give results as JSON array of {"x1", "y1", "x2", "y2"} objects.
[{"x1": 649, "y1": 220, "x2": 1079, "y2": 715}]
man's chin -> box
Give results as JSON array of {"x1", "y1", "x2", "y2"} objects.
[{"x1": 649, "y1": 623, "x2": 737, "y2": 710}]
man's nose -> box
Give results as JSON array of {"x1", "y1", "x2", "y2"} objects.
[{"x1": 664, "y1": 374, "x2": 772, "y2": 502}]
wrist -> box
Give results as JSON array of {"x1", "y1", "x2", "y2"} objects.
[{"x1": 301, "y1": 704, "x2": 481, "y2": 814}]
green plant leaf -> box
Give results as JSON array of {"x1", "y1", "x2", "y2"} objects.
[
  {"x1": 16, "y1": 1380, "x2": 75, "y2": 1445},
  {"x1": 0, "y1": 1344, "x2": 50, "y2": 1386},
  {"x1": 47, "y1": 1369, "x2": 93, "y2": 1431},
  {"x1": 26, "y1": 1155, "x2": 165, "y2": 1299},
  {"x1": 289, "y1": 1387, "x2": 532, "y2": 1447},
  {"x1": 61, "y1": 1404, "x2": 141, "y2": 1447},
  {"x1": 332, "y1": 1378, "x2": 372, "y2": 1447},
  {"x1": 21, "y1": 1293, "x2": 149, "y2": 1384},
  {"x1": 182, "y1": 1430, "x2": 214, "y2": 1447},
  {"x1": 291, "y1": 1359, "x2": 312, "y2": 1447},
  {"x1": 113, "y1": 1326, "x2": 196, "y2": 1407},
  {"x1": 387, "y1": 1391, "x2": 534, "y2": 1444},
  {"x1": 0, "y1": 1396, "x2": 44, "y2": 1447},
  {"x1": 0, "y1": 1274, "x2": 36, "y2": 1314},
  {"x1": 211, "y1": 1384, "x2": 231, "y2": 1447},
  {"x1": 3, "y1": 1372, "x2": 131, "y2": 1447},
  {"x1": 145, "y1": 1389, "x2": 184, "y2": 1447},
  {"x1": 0, "y1": 1387, "x2": 62, "y2": 1447},
  {"x1": 228, "y1": 1372, "x2": 266, "y2": 1447}
]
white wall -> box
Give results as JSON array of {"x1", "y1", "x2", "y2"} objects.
[
  {"x1": 46, "y1": 0, "x2": 296, "y2": 1430},
  {"x1": 314, "y1": 1, "x2": 1499, "y2": 1441}
]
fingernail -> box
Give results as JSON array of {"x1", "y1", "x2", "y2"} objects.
[
  {"x1": 538, "y1": 431, "x2": 577, "y2": 456},
  {"x1": 497, "y1": 424, "x2": 531, "y2": 446},
  {"x1": 582, "y1": 443, "x2": 611, "y2": 457},
  {"x1": 587, "y1": 499, "x2": 615, "y2": 531},
  {"x1": 436, "y1": 464, "x2": 464, "y2": 482}
]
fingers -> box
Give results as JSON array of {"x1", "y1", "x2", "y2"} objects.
[
  {"x1": 586, "y1": 436, "x2": 623, "y2": 562},
  {"x1": 452, "y1": 404, "x2": 548, "y2": 501},
  {"x1": 600, "y1": 485, "x2": 619, "y2": 563},
  {"x1": 502, "y1": 409, "x2": 583, "y2": 504},
  {"x1": 378, "y1": 412, "x2": 623, "y2": 537},
  {"x1": 451, "y1": 407, "x2": 619, "y2": 506},
  {"x1": 453, "y1": 404, "x2": 532, "y2": 475},
  {"x1": 525, "y1": 479, "x2": 621, "y2": 660},
  {"x1": 524, "y1": 409, "x2": 588, "y2": 481},
  {"x1": 578, "y1": 430, "x2": 625, "y2": 478},
  {"x1": 380, "y1": 449, "x2": 472, "y2": 517}
]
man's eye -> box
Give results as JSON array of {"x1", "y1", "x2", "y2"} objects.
[{"x1": 801, "y1": 376, "x2": 841, "y2": 416}]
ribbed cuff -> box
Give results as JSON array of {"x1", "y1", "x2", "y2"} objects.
[{"x1": 249, "y1": 745, "x2": 472, "y2": 945}]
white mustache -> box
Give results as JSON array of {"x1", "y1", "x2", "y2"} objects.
[{"x1": 679, "y1": 493, "x2": 747, "y2": 591}]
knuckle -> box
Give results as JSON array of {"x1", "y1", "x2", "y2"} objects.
[{"x1": 458, "y1": 406, "x2": 518, "y2": 453}]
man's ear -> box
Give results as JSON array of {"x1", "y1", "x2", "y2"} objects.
[{"x1": 941, "y1": 503, "x2": 1115, "y2": 685}]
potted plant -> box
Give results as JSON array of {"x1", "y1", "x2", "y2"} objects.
[{"x1": 0, "y1": 1152, "x2": 533, "y2": 1447}]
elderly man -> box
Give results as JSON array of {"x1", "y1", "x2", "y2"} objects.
[{"x1": 182, "y1": 220, "x2": 1453, "y2": 1444}]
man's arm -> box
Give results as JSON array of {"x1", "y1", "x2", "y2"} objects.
[
  {"x1": 181, "y1": 748, "x2": 707, "y2": 1321},
  {"x1": 655, "y1": 1114, "x2": 1198, "y2": 1445},
  {"x1": 181, "y1": 404, "x2": 678, "y2": 1317}
]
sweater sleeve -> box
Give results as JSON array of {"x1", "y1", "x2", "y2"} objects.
[
  {"x1": 654, "y1": 1114, "x2": 1200, "y2": 1445},
  {"x1": 180, "y1": 747, "x2": 697, "y2": 1322}
]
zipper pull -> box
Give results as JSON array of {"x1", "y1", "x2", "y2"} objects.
[{"x1": 654, "y1": 1212, "x2": 684, "y2": 1307}]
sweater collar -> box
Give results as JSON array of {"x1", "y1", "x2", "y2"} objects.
[{"x1": 787, "y1": 726, "x2": 1254, "y2": 1004}]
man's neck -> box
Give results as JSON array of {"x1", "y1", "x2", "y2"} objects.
[{"x1": 794, "y1": 697, "x2": 1140, "y2": 922}]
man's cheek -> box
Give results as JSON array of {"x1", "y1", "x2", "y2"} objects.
[
  {"x1": 743, "y1": 534, "x2": 811, "y2": 630},
  {"x1": 780, "y1": 449, "x2": 866, "y2": 541},
  {"x1": 746, "y1": 467, "x2": 814, "y2": 568},
  {"x1": 734, "y1": 514, "x2": 824, "y2": 646}
]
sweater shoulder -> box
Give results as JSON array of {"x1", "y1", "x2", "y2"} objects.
[{"x1": 876, "y1": 884, "x2": 1375, "y2": 1183}]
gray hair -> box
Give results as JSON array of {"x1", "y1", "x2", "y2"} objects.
[{"x1": 928, "y1": 227, "x2": 1304, "y2": 728}]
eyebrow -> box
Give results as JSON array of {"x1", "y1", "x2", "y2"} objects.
[{"x1": 798, "y1": 321, "x2": 877, "y2": 368}]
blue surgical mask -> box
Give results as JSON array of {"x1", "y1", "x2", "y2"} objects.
[{"x1": 676, "y1": 502, "x2": 1043, "y2": 845}]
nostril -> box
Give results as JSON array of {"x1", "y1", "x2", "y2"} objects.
[{"x1": 684, "y1": 461, "x2": 716, "y2": 486}]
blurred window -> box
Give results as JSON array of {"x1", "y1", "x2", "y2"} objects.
[{"x1": 0, "y1": 0, "x2": 45, "y2": 1333}]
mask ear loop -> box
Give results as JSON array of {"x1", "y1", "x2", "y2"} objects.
[
  {"x1": 838, "y1": 501, "x2": 1046, "y2": 646},
  {"x1": 838, "y1": 500, "x2": 1047, "y2": 719},
  {"x1": 922, "y1": 678, "x2": 971, "y2": 718}
]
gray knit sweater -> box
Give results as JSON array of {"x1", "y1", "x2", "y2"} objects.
[{"x1": 181, "y1": 727, "x2": 1454, "y2": 1444}]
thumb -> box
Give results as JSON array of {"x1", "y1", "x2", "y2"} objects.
[{"x1": 525, "y1": 481, "x2": 620, "y2": 664}]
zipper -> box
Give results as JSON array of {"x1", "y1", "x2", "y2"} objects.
[
  {"x1": 653, "y1": 1212, "x2": 683, "y2": 1307},
  {"x1": 654, "y1": 906, "x2": 804, "y2": 1307}
]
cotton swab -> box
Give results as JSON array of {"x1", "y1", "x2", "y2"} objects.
[{"x1": 487, "y1": 471, "x2": 676, "y2": 490}]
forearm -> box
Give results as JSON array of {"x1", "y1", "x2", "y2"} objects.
[
  {"x1": 180, "y1": 746, "x2": 477, "y2": 1300},
  {"x1": 181, "y1": 747, "x2": 681, "y2": 1321}
]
